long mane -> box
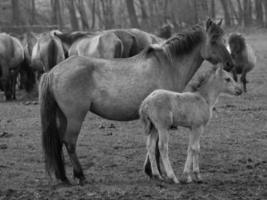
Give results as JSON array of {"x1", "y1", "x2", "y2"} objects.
[{"x1": 161, "y1": 25, "x2": 204, "y2": 58}]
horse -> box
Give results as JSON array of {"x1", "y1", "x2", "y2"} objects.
[
  {"x1": 227, "y1": 33, "x2": 256, "y2": 92},
  {"x1": 19, "y1": 32, "x2": 38, "y2": 92},
  {"x1": 31, "y1": 30, "x2": 65, "y2": 73},
  {"x1": 55, "y1": 29, "x2": 163, "y2": 59},
  {"x1": 39, "y1": 19, "x2": 234, "y2": 185},
  {"x1": 0, "y1": 33, "x2": 24, "y2": 100},
  {"x1": 139, "y1": 65, "x2": 242, "y2": 184}
]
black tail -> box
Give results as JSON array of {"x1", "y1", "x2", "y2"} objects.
[
  {"x1": 39, "y1": 72, "x2": 68, "y2": 182},
  {"x1": 47, "y1": 37, "x2": 59, "y2": 71},
  {"x1": 20, "y1": 57, "x2": 36, "y2": 92}
]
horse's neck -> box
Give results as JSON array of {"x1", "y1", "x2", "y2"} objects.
[
  {"x1": 198, "y1": 79, "x2": 221, "y2": 108},
  {"x1": 172, "y1": 46, "x2": 204, "y2": 91}
]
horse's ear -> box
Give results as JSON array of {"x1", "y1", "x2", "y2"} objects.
[
  {"x1": 217, "y1": 19, "x2": 223, "y2": 26},
  {"x1": 145, "y1": 44, "x2": 163, "y2": 57},
  {"x1": 206, "y1": 18, "x2": 213, "y2": 31}
]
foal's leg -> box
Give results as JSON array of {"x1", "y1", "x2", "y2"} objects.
[
  {"x1": 232, "y1": 68, "x2": 238, "y2": 82},
  {"x1": 191, "y1": 126, "x2": 203, "y2": 183},
  {"x1": 158, "y1": 128, "x2": 179, "y2": 183},
  {"x1": 144, "y1": 134, "x2": 162, "y2": 177},
  {"x1": 63, "y1": 113, "x2": 86, "y2": 185},
  {"x1": 145, "y1": 129, "x2": 163, "y2": 180}
]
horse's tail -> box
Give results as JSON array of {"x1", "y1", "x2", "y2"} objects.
[
  {"x1": 47, "y1": 37, "x2": 59, "y2": 71},
  {"x1": 39, "y1": 72, "x2": 68, "y2": 182},
  {"x1": 139, "y1": 102, "x2": 153, "y2": 135}
]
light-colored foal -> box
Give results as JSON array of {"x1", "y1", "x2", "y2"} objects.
[{"x1": 139, "y1": 65, "x2": 242, "y2": 184}]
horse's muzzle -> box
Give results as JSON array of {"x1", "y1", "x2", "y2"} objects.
[
  {"x1": 235, "y1": 87, "x2": 242, "y2": 96},
  {"x1": 224, "y1": 61, "x2": 234, "y2": 72}
]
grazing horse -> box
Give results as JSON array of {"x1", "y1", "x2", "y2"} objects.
[
  {"x1": 55, "y1": 29, "x2": 163, "y2": 59},
  {"x1": 139, "y1": 65, "x2": 242, "y2": 184},
  {"x1": 39, "y1": 19, "x2": 233, "y2": 185},
  {"x1": 227, "y1": 33, "x2": 256, "y2": 92},
  {"x1": 19, "y1": 32, "x2": 37, "y2": 92},
  {"x1": 0, "y1": 33, "x2": 24, "y2": 100},
  {"x1": 31, "y1": 30, "x2": 65, "y2": 72}
]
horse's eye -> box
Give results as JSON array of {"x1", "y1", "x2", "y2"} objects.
[{"x1": 225, "y1": 78, "x2": 231, "y2": 82}]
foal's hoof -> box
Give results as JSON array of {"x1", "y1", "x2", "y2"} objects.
[
  {"x1": 179, "y1": 173, "x2": 192, "y2": 184},
  {"x1": 192, "y1": 172, "x2": 203, "y2": 184},
  {"x1": 165, "y1": 176, "x2": 179, "y2": 184}
]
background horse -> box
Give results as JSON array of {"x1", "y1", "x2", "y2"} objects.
[
  {"x1": 31, "y1": 30, "x2": 65, "y2": 73},
  {"x1": 228, "y1": 33, "x2": 256, "y2": 92},
  {"x1": 139, "y1": 65, "x2": 242, "y2": 184},
  {"x1": 0, "y1": 33, "x2": 24, "y2": 100},
  {"x1": 19, "y1": 32, "x2": 38, "y2": 93},
  {"x1": 39, "y1": 19, "x2": 233, "y2": 185}
]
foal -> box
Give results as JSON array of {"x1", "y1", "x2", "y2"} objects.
[
  {"x1": 228, "y1": 33, "x2": 256, "y2": 92},
  {"x1": 139, "y1": 65, "x2": 242, "y2": 184}
]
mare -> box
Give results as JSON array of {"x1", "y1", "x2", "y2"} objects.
[
  {"x1": 31, "y1": 30, "x2": 65, "y2": 73},
  {"x1": 39, "y1": 19, "x2": 234, "y2": 185},
  {"x1": 227, "y1": 33, "x2": 256, "y2": 92},
  {"x1": 0, "y1": 33, "x2": 24, "y2": 100},
  {"x1": 19, "y1": 32, "x2": 38, "y2": 92},
  {"x1": 139, "y1": 65, "x2": 242, "y2": 184}
]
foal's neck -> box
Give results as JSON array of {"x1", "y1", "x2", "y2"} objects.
[{"x1": 197, "y1": 78, "x2": 221, "y2": 108}]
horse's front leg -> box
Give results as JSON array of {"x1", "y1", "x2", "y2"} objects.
[
  {"x1": 240, "y1": 70, "x2": 248, "y2": 93},
  {"x1": 158, "y1": 128, "x2": 179, "y2": 184},
  {"x1": 191, "y1": 126, "x2": 203, "y2": 183}
]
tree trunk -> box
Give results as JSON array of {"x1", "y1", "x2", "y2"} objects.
[
  {"x1": 30, "y1": 0, "x2": 36, "y2": 25},
  {"x1": 210, "y1": 0, "x2": 215, "y2": 18},
  {"x1": 243, "y1": 0, "x2": 252, "y2": 26},
  {"x1": 91, "y1": 0, "x2": 96, "y2": 29},
  {"x1": 229, "y1": 0, "x2": 239, "y2": 25},
  {"x1": 126, "y1": 0, "x2": 140, "y2": 28},
  {"x1": 220, "y1": 0, "x2": 231, "y2": 26},
  {"x1": 66, "y1": 0, "x2": 79, "y2": 30},
  {"x1": 237, "y1": 0, "x2": 243, "y2": 25},
  {"x1": 139, "y1": 0, "x2": 148, "y2": 28},
  {"x1": 76, "y1": 0, "x2": 89, "y2": 30},
  {"x1": 255, "y1": 0, "x2": 263, "y2": 25},
  {"x1": 11, "y1": 0, "x2": 22, "y2": 25},
  {"x1": 263, "y1": 0, "x2": 267, "y2": 27},
  {"x1": 51, "y1": 0, "x2": 64, "y2": 29}
]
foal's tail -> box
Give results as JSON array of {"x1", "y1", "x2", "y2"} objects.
[
  {"x1": 39, "y1": 72, "x2": 68, "y2": 182},
  {"x1": 139, "y1": 103, "x2": 153, "y2": 135}
]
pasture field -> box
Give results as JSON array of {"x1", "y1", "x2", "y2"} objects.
[{"x1": 0, "y1": 32, "x2": 267, "y2": 200}]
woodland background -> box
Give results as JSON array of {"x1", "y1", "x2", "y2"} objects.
[{"x1": 0, "y1": 0, "x2": 267, "y2": 34}]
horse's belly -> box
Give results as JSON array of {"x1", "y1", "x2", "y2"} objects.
[{"x1": 90, "y1": 101, "x2": 139, "y2": 121}]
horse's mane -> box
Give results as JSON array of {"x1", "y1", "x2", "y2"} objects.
[
  {"x1": 161, "y1": 25, "x2": 204, "y2": 58},
  {"x1": 228, "y1": 33, "x2": 246, "y2": 53},
  {"x1": 189, "y1": 66, "x2": 217, "y2": 92}
]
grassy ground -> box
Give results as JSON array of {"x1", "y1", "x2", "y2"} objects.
[{"x1": 0, "y1": 33, "x2": 267, "y2": 200}]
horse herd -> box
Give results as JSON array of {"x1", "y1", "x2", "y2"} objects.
[{"x1": 0, "y1": 18, "x2": 256, "y2": 186}]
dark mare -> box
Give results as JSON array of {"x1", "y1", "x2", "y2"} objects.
[
  {"x1": 31, "y1": 30, "x2": 65, "y2": 72},
  {"x1": 0, "y1": 33, "x2": 24, "y2": 100},
  {"x1": 39, "y1": 19, "x2": 233, "y2": 185},
  {"x1": 227, "y1": 33, "x2": 256, "y2": 92}
]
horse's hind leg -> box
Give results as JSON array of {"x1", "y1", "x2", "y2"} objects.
[
  {"x1": 145, "y1": 128, "x2": 163, "y2": 180},
  {"x1": 240, "y1": 70, "x2": 248, "y2": 92},
  {"x1": 144, "y1": 135, "x2": 161, "y2": 177},
  {"x1": 63, "y1": 113, "x2": 86, "y2": 185},
  {"x1": 157, "y1": 128, "x2": 179, "y2": 184}
]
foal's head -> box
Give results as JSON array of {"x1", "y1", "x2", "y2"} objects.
[
  {"x1": 200, "y1": 19, "x2": 234, "y2": 71},
  {"x1": 211, "y1": 65, "x2": 242, "y2": 96}
]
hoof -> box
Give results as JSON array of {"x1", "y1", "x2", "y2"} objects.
[
  {"x1": 192, "y1": 172, "x2": 203, "y2": 184},
  {"x1": 180, "y1": 173, "x2": 192, "y2": 184},
  {"x1": 151, "y1": 174, "x2": 163, "y2": 181},
  {"x1": 165, "y1": 176, "x2": 179, "y2": 184}
]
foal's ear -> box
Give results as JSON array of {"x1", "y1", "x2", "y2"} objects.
[
  {"x1": 217, "y1": 19, "x2": 223, "y2": 26},
  {"x1": 206, "y1": 18, "x2": 213, "y2": 31}
]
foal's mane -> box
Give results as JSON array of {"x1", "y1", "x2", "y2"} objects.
[
  {"x1": 161, "y1": 25, "x2": 204, "y2": 58},
  {"x1": 189, "y1": 66, "x2": 217, "y2": 92}
]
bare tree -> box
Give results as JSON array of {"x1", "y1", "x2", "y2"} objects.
[
  {"x1": 11, "y1": 0, "x2": 23, "y2": 25},
  {"x1": 220, "y1": 0, "x2": 231, "y2": 26},
  {"x1": 76, "y1": 0, "x2": 89, "y2": 30},
  {"x1": 66, "y1": 0, "x2": 79, "y2": 30},
  {"x1": 51, "y1": 0, "x2": 64, "y2": 29},
  {"x1": 255, "y1": 0, "x2": 263, "y2": 25},
  {"x1": 126, "y1": 0, "x2": 140, "y2": 28}
]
